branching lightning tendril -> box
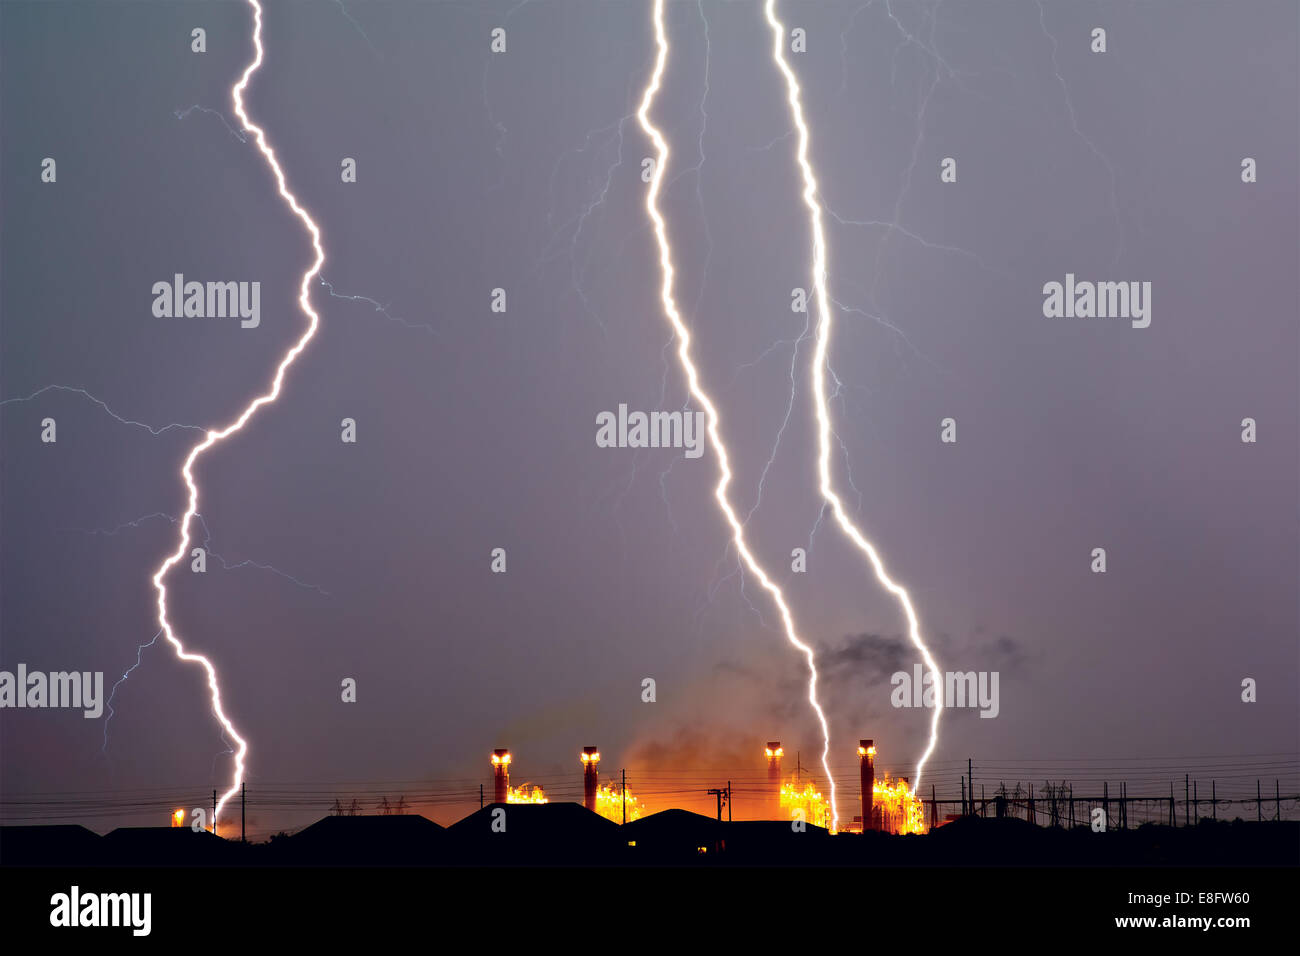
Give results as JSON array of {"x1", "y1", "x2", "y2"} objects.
[
  {"x1": 763, "y1": 0, "x2": 942, "y2": 794},
  {"x1": 151, "y1": 0, "x2": 325, "y2": 828},
  {"x1": 637, "y1": 0, "x2": 840, "y2": 830},
  {"x1": 0, "y1": 385, "x2": 204, "y2": 436}
]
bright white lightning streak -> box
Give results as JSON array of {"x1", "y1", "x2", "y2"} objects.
[
  {"x1": 151, "y1": 0, "x2": 325, "y2": 828},
  {"x1": 763, "y1": 0, "x2": 943, "y2": 794},
  {"x1": 637, "y1": 0, "x2": 841, "y2": 830}
]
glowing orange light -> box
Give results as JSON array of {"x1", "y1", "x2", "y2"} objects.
[
  {"x1": 506, "y1": 783, "x2": 547, "y2": 804},
  {"x1": 595, "y1": 782, "x2": 642, "y2": 823},
  {"x1": 780, "y1": 776, "x2": 830, "y2": 829},
  {"x1": 171, "y1": 809, "x2": 185, "y2": 827},
  {"x1": 872, "y1": 774, "x2": 928, "y2": 835}
]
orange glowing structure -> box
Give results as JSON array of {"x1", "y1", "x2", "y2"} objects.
[
  {"x1": 858, "y1": 739, "x2": 876, "y2": 830},
  {"x1": 506, "y1": 783, "x2": 548, "y2": 804},
  {"x1": 491, "y1": 748, "x2": 511, "y2": 803},
  {"x1": 871, "y1": 774, "x2": 928, "y2": 835},
  {"x1": 779, "y1": 776, "x2": 830, "y2": 829},
  {"x1": 855, "y1": 740, "x2": 927, "y2": 834},
  {"x1": 171, "y1": 808, "x2": 186, "y2": 828},
  {"x1": 581, "y1": 746, "x2": 600, "y2": 812},
  {"x1": 595, "y1": 781, "x2": 642, "y2": 823},
  {"x1": 765, "y1": 742, "x2": 783, "y2": 818}
]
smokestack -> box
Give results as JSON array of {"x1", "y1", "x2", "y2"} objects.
[
  {"x1": 858, "y1": 740, "x2": 876, "y2": 831},
  {"x1": 581, "y1": 746, "x2": 600, "y2": 812},
  {"x1": 491, "y1": 748, "x2": 511, "y2": 804},
  {"x1": 765, "y1": 741, "x2": 783, "y2": 819}
]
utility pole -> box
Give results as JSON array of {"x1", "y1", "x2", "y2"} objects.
[
  {"x1": 622, "y1": 769, "x2": 627, "y2": 825},
  {"x1": 727, "y1": 781, "x2": 732, "y2": 822},
  {"x1": 968, "y1": 758, "x2": 973, "y2": 815},
  {"x1": 707, "y1": 787, "x2": 727, "y2": 822},
  {"x1": 212, "y1": 790, "x2": 218, "y2": 838},
  {"x1": 1185, "y1": 775, "x2": 1190, "y2": 827},
  {"x1": 241, "y1": 782, "x2": 246, "y2": 843}
]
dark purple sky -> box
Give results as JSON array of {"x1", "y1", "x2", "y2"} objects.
[{"x1": 2, "y1": 0, "x2": 1296, "y2": 835}]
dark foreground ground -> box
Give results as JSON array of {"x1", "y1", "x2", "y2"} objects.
[
  {"x1": 4, "y1": 810, "x2": 1295, "y2": 941},
  {"x1": 3, "y1": 804, "x2": 1296, "y2": 866}
]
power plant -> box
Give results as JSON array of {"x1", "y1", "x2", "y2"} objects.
[
  {"x1": 9, "y1": 736, "x2": 1287, "y2": 872},
  {"x1": 581, "y1": 746, "x2": 600, "y2": 812},
  {"x1": 484, "y1": 738, "x2": 924, "y2": 835},
  {"x1": 765, "y1": 741, "x2": 782, "y2": 818},
  {"x1": 859, "y1": 739, "x2": 876, "y2": 830},
  {"x1": 490, "y1": 748, "x2": 511, "y2": 804}
]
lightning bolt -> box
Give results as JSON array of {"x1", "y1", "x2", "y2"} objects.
[
  {"x1": 637, "y1": 0, "x2": 840, "y2": 830},
  {"x1": 763, "y1": 0, "x2": 943, "y2": 794},
  {"x1": 151, "y1": 0, "x2": 325, "y2": 829}
]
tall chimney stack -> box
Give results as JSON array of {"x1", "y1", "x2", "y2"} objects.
[
  {"x1": 765, "y1": 742, "x2": 783, "y2": 819},
  {"x1": 581, "y1": 746, "x2": 600, "y2": 812},
  {"x1": 858, "y1": 740, "x2": 876, "y2": 831},
  {"x1": 491, "y1": 748, "x2": 511, "y2": 804}
]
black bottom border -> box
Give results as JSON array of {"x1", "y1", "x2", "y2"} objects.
[{"x1": 2, "y1": 863, "x2": 1293, "y2": 941}]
